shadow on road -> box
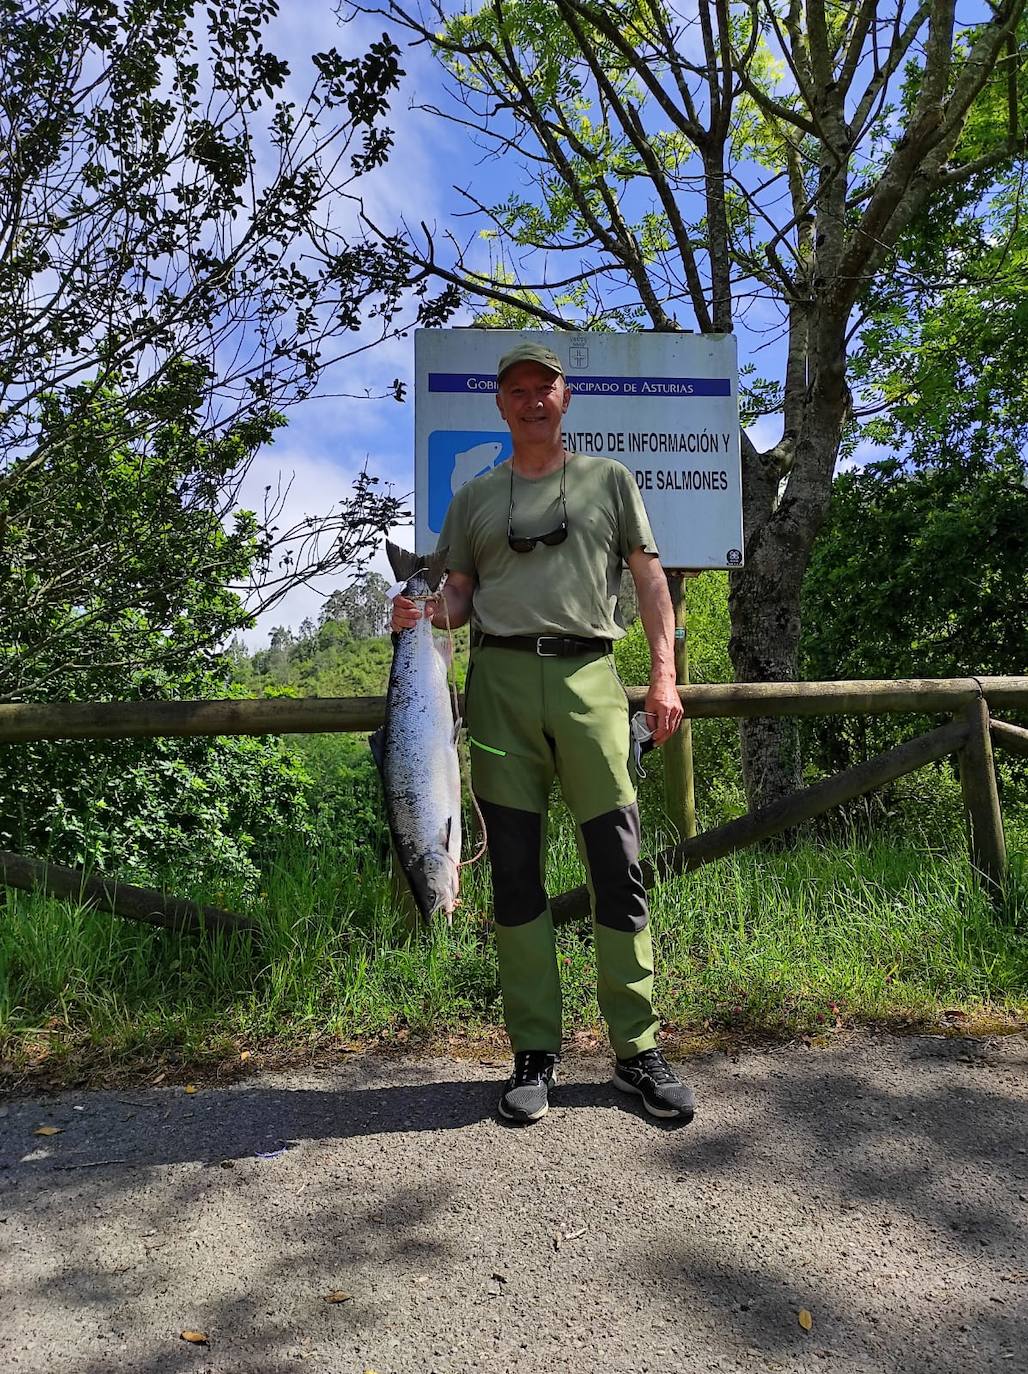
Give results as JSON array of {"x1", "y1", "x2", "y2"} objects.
[{"x1": 1, "y1": 1036, "x2": 1026, "y2": 1373}]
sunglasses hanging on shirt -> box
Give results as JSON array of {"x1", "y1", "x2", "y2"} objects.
[{"x1": 507, "y1": 452, "x2": 569, "y2": 553}]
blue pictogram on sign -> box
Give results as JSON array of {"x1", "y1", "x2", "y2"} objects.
[{"x1": 427, "y1": 430, "x2": 512, "y2": 533}]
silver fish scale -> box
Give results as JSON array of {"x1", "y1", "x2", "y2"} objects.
[{"x1": 382, "y1": 607, "x2": 462, "y2": 907}]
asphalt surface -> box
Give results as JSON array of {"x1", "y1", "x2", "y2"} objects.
[{"x1": 1, "y1": 1032, "x2": 1027, "y2": 1374}]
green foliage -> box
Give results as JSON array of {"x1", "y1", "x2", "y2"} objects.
[
  {"x1": 236, "y1": 622, "x2": 395, "y2": 698},
  {"x1": 801, "y1": 456, "x2": 1028, "y2": 779},
  {"x1": 804, "y1": 458, "x2": 1028, "y2": 684},
  {"x1": 0, "y1": 374, "x2": 269, "y2": 700},
  {"x1": 851, "y1": 16, "x2": 1028, "y2": 474},
  {"x1": 612, "y1": 571, "x2": 732, "y2": 686},
  {"x1": 0, "y1": 364, "x2": 319, "y2": 894},
  {"x1": 232, "y1": 596, "x2": 473, "y2": 700},
  {"x1": 0, "y1": 0, "x2": 461, "y2": 909},
  {"x1": 853, "y1": 212, "x2": 1028, "y2": 473},
  {"x1": 0, "y1": 674, "x2": 311, "y2": 896},
  {"x1": 289, "y1": 732, "x2": 389, "y2": 858},
  {"x1": 1, "y1": 0, "x2": 456, "y2": 701},
  {"x1": 319, "y1": 572, "x2": 392, "y2": 639}
]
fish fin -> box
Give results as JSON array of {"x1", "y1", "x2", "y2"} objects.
[
  {"x1": 437, "y1": 817, "x2": 456, "y2": 858},
  {"x1": 423, "y1": 545, "x2": 449, "y2": 592},
  {"x1": 368, "y1": 727, "x2": 385, "y2": 774},
  {"x1": 443, "y1": 815, "x2": 462, "y2": 862},
  {"x1": 385, "y1": 539, "x2": 449, "y2": 593},
  {"x1": 433, "y1": 635, "x2": 453, "y2": 669},
  {"x1": 385, "y1": 540, "x2": 421, "y2": 584}
]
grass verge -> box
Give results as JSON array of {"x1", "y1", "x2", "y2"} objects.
[{"x1": 1, "y1": 810, "x2": 1026, "y2": 1089}]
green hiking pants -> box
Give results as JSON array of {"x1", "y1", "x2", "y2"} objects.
[{"x1": 465, "y1": 643, "x2": 659, "y2": 1059}]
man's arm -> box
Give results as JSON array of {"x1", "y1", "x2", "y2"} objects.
[
  {"x1": 390, "y1": 570, "x2": 474, "y2": 632},
  {"x1": 627, "y1": 547, "x2": 684, "y2": 745}
]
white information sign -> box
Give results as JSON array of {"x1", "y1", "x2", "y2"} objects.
[{"x1": 414, "y1": 328, "x2": 742, "y2": 569}]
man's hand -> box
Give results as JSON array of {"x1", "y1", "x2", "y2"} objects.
[
  {"x1": 645, "y1": 674, "x2": 683, "y2": 745},
  {"x1": 390, "y1": 595, "x2": 437, "y2": 632},
  {"x1": 391, "y1": 571, "x2": 474, "y2": 633}
]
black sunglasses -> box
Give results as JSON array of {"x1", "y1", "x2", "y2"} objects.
[{"x1": 507, "y1": 454, "x2": 569, "y2": 553}]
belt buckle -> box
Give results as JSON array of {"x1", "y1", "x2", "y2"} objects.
[{"x1": 536, "y1": 636, "x2": 560, "y2": 657}]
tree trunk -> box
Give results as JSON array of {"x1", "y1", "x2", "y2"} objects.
[
  {"x1": 728, "y1": 560, "x2": 805, "y2": 808},
  {"x1": 729, "y1": 344, "x2": 848, "y2": 809}
]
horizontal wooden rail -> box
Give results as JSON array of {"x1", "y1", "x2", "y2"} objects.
[
  {"x1": 625, "y1": 676, "x2": 1028, "y2": 719},
  {"x1": 991, "y1": 718, "x2": 1028, "y2": 759},
  {"x1": 0, "y1": 851, "x2": 255, "y2": 934},
  {"x1": 552, "y1": 718, "x2": 970, "y2": 923},
  {"x1": 0, "y1": 696, "x2": 386, "y2": 743},
  {"x1": 0, "y1": 677, "x2": 1026, "y2": 743}
]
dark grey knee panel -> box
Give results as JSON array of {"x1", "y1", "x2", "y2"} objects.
[
  {"x1": 477, "y1": 797, "x2": 547, "y2": 927},
  {"x1": 579, "y1": 803, "x2": 649, "y2": 932}
]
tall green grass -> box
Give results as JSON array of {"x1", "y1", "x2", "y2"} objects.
[{"x1": 1, "y1": 804, "x2": 1025, "y2": 1070}]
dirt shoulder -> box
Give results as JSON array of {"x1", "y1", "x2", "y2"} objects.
[{"x1": 2, "y1": 1031, "x2": 1027, "y2": 1374}]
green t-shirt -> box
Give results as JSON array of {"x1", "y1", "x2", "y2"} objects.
[{"x1": 438, "y1": 454, "x2": 657, "y2": 640}]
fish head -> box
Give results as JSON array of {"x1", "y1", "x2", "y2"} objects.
[
  {"x1": 408, "y1": 844, "x2": 460, "y2": 922},
  {"x1": 426, "y1": 846, "x2": 461, "y2": 919}
]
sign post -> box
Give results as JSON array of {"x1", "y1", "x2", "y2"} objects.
[{"x1": 664, "y1": 573, "x2": 697, "y2": 839}]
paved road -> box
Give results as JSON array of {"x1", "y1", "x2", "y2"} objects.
[{"x1": 2, "y1": 1032, "x2": 1027, "y2": 1374}]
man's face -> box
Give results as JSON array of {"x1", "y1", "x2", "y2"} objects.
[{"x1": 495, "y1": 361, "x2": 570, "y2": 444}]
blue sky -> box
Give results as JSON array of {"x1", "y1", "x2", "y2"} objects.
[{"x1": 233, "y1": 6, "x2": 466, "y2": 642}]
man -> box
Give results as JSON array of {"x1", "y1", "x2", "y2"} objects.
[{"x1": 392, "y1": 341, "x2": 695, "y2": 1125}]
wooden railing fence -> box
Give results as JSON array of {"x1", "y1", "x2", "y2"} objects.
[{"x1": 0, "y1": 676, "x2": 1025, "y2": 933}]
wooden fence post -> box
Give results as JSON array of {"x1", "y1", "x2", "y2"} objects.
[
  {"x1": 663, "y1": 572, "x2": 697, "y2": 839},
  {"x1": 958, "y1": 697, "x2": 1007, "y2": 902}
]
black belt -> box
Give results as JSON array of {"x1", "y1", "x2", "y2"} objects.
[{"x1": 474, "y1": 632, "x2": 612, "y2": 657}]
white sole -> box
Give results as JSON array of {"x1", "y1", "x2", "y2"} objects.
[
  {"x1": 498, "y1": 1100, "x2": 548, "y2": 1123},
  {"x1": 498, "y1": 1065, "x2": 556, "y2": 1123}
]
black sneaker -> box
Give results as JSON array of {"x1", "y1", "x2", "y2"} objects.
[
  {"x1": 613, "y1": 1048, "x2": 695, "y2": 1121},
  {"x1": 498, "y1": 1051, "x2": 559, "y2": 1123}
]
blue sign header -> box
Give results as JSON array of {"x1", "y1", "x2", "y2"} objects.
[{"x1": 428, "y1": 372, "x2": 731, "y2": 398}]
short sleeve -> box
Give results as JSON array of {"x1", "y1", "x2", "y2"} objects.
[
  {"x1": 615, "y1": 465, "x2": 658, "y2": 560},
  {"x1": 437, "y1": 484, "x2": 476, "y2": 576}
]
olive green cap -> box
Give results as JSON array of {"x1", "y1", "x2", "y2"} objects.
[{"x1": 496, "y1": 341, "x2": 566, "y2": 381}]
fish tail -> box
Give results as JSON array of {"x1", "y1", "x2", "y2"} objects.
[
  {"x1": 423, "y1": 544, "x2": 449, "y2": 592},
  {"x1": 385, "y1": 539, "x2": 449, "y2": 592},
  {"x1": 385, "y1": 540, "x2": 422, "y2": 584}
]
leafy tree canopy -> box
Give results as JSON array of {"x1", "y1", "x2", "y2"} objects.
[
  {"x1": 320, "y1": 571, "x2": 392, "y2": 638},
  {"x1": 0, "y1": 0, "x2": 457, "y2": 695},
  {"x1": 355, "y1": 0, "x2": 1028, "y2": 805}
]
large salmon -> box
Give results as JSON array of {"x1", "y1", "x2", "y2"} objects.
[{"x1": 369, "y1": 541, "x2": 462, "y2": 920}]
